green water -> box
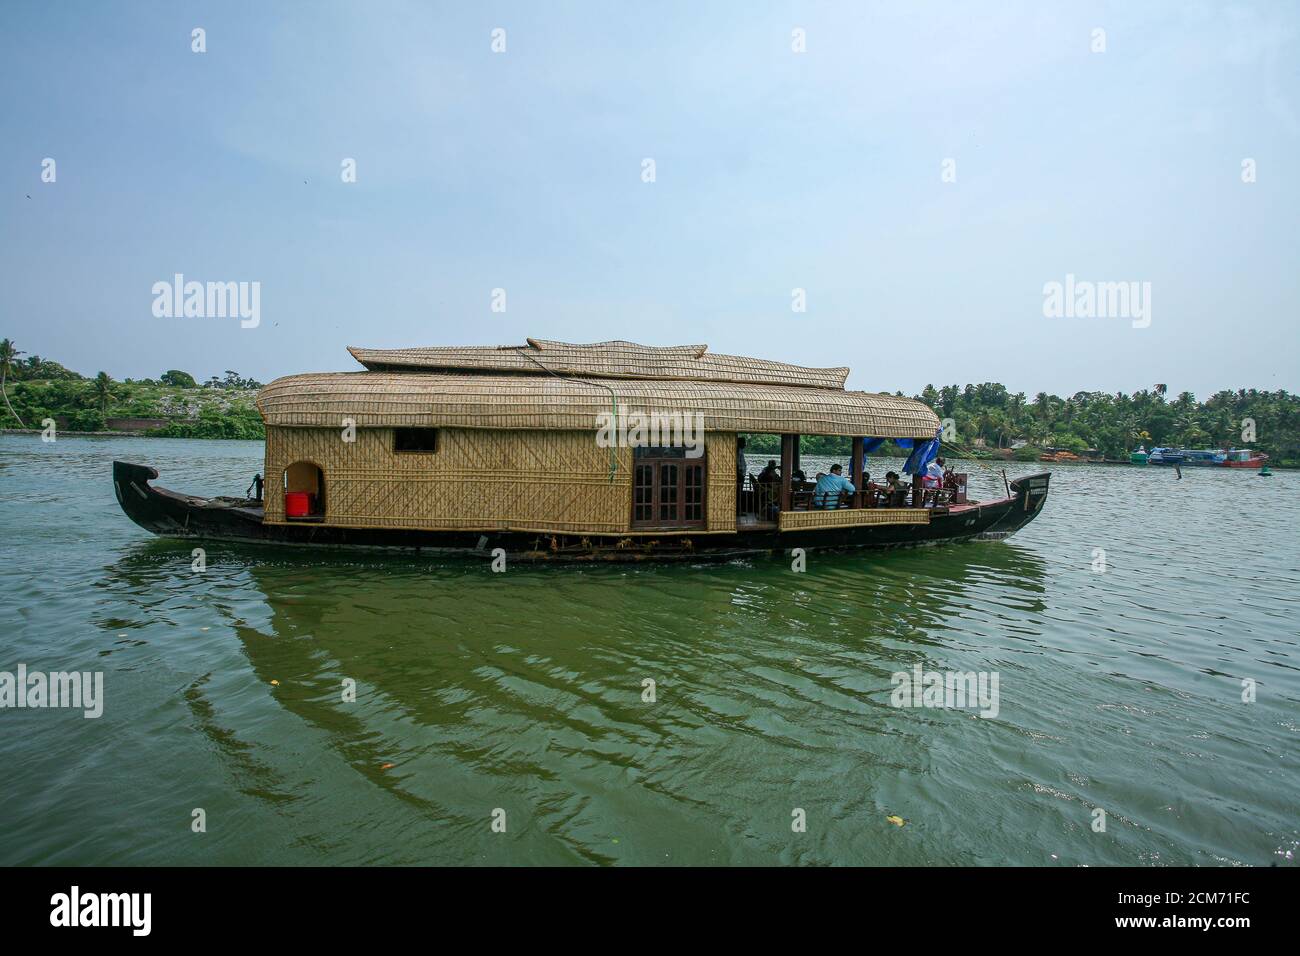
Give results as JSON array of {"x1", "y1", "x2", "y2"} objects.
[{"x1": 1, "y1": 435, "x2": 1296, "y2": 865}]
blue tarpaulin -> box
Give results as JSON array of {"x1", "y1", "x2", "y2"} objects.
[
  {"x1": 902, "y1": 428, "x2": 943, "y2": 475},
  {"x1": 852, "y1": 431, "x2": 941, "y2": 479}
]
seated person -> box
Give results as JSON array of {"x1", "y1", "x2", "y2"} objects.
[
  {"x1": 754, "y1": 460, "x2": 781, "y2": 518},
  {"x1": 788, "y1": 468, "x2": 810, "y2": 502},
  {"x1": 813, "y1": 463, "x2": 855, "y2": 509},
  {"x1": 881, "y1": 471, "x2": 908, "y2": 506}
]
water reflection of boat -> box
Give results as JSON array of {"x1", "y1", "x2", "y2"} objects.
[
  {"x1": 113, "y1": 339, "x2": 1051, "y2": 561},
  {"x1": 97, "y1": 542, "x2": 1049, "y2": 864},
  {"x1": 133, "y1": 540, "x2": 1050, "y2": 728}
]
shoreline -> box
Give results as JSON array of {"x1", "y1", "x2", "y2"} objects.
[
  {"x1": 4, "y1": 429, "x2": 1290, "y2": 467},
  {"x1": 0, "y1": 427, "x2": 262, "y2": 440}
]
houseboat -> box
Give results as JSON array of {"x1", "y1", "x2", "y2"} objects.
[
  {"x1": 1221, "y1": 448, "x2": 1270, "y2": 469},
  {"x1": 1148, "y1": 446, "x2": 1268, "y2": 468},
  {"x1": 113, "y1": 339, "x2": 1051, "y2": 560},
  {"x1": 1147, "y1": 447, "x2": 1185, "y2": 466}
]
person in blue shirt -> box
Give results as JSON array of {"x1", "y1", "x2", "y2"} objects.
[{"x1": 813, "y1": 463, "x2": 855, "y2": 509}]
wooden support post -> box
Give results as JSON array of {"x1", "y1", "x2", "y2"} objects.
[
  {"x1": 851, "y1": 436, "x2": 864, "y2": 509},
  {"x1": 780, "y1": 434, "x2": 795, "y2": 514}
]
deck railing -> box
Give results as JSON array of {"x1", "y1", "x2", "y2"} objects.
[
  {"x1": 738, "y1": 471, "x2": 969, "y2": 524},
  {"x1": 737, "y1": 474, "x2": 782, "y2": 523}
]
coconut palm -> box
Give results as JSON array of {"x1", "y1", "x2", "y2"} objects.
[
  {"x1": 1031, "y1": 392, "x2": 1056, "y2": 428},
  {"x1": 0, "y1": 338, "x2": 25, "y2": 428},
  {"x1": 93, "y1": 371, "x2": 115, "y2": 414}
]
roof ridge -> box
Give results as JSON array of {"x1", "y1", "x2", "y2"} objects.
[{"x1": 347, "y1": 341, "x2": 850, "y2": 391}]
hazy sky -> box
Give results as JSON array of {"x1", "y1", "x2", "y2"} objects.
[{"x1": 2, "y1": 1, "x2": 1296, "y2": 398}]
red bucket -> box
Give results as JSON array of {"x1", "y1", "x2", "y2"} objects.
[{"x1": 284, "y1": 491, "x2": 310, "y2": 517}]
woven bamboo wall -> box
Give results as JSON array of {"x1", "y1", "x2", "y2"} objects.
[
  {"x1": 263, "y1": 426, "x2": 740, "y2": 535},
  {"x1": 707, "y1": 432, "x2": 736, "y2": 533},
  {"x1": 778, "y1": 508, "x2": 930, "y2": 531},
  {"x1": 263, "y1": 427, "x2": 631, "y2": 533}
]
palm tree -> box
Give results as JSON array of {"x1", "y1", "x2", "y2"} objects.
[
  {"x1": 0, "y1": 338, "x2": 25, "y2": 428},
  {"x1": 1008, "y1": 391, "x2": 1025, "y2": 420},
  {"x1": 1062, "y1": 396, "x2": 1077, "y2": 427},
  {"x1": 1032, "y1": 392, "x2": 1055, "y2": 428},
  {"x1": 1173, "y1": 406, "x2": 1204, "y2": 446},
  {"x1": 1117, "y1": 415, "x2": 1139, "y2": 452},
  {"x1": 93, "y1": 371, "x2": 115, "y2": 415},
  {"x1": 1154, "y1": 383, "x2": 1167, "y2": 399}
]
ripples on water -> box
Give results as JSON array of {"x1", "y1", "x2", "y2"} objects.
[{"x1": 0, "y1": 436, "x2": 1296, "y2": 865}]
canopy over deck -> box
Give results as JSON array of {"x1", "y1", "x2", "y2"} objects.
[{"x1": 257, "y1": 371, "x2": 940, "y2": 438}]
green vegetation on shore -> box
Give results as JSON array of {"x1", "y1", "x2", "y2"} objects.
[
  {"x1": 3, "y1": 340, "x2": 1297, "y2": 464},
  {"x1": 0, "y1": 338, "x2": 264, "y2": 438},
  {"x1": 749, "y1": 383, "x2": 1300, "y2": 467},
  {"x1": 918, "y1": 383, "x2": 1299, "y2": 465}
]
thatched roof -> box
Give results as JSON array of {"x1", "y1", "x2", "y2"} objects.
[
  {"x1": 257, "y1": 371, "x2": 939, "y2": 438},
  {"x1": 348, "y1": 339, "x2": 850, "y2": 390}
]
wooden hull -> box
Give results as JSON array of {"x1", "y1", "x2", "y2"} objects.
[{"x1": 113, "y1": 461, "x2": 1050, "y2": 561}]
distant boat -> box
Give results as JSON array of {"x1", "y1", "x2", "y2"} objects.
[
  {"x1": 1181, "y1": 449, "x2": 1225, "y2": 466},
  {"x1": 1130, "y1": 445, "x2": 1148, "y2": 465},
  {"x1": 1221, "y1": 448, "x2": 1270, "y2": 469},
  {"x1": 1148, "y1": 447, "x2": 1268, "y2": 469}
]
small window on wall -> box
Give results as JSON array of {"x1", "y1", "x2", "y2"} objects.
[{"x1": 394, "y1": 428, "x2": 438, "y2": 453}]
